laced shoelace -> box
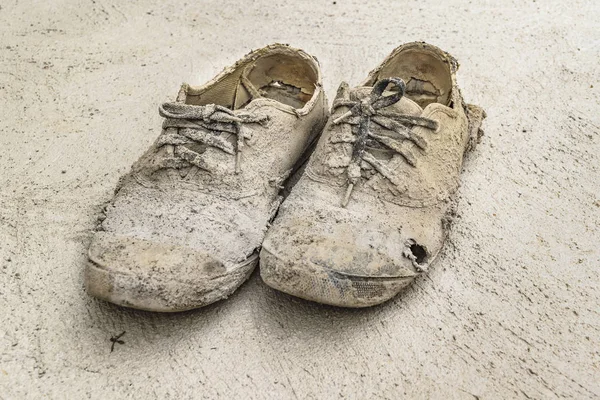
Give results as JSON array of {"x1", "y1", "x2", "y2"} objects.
[
  {"x1": 157, "y1": 102, "x2": 268, "y2": 174},
  {"x1": 331, "y1": 77, "x2": 439, "y2": 207}
]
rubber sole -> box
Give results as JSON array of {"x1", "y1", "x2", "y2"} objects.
[
  {"x1": 86, "y1": 254, "x2": 258, "y2": 312},
  {"x1": 259, "y1": 246, "x2": 414, "y2": 308}
]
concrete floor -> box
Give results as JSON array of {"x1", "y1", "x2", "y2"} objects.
[{"x1": 1, "y1": 0, "x2": 599, "y2": 398}]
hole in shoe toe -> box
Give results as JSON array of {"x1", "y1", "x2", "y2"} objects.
[
  {"x1": 404, "y1": 239, "x2": 428, "y2": 267},
  {"x1": 409, "y1": 243, "x2": 427, "y2": 264}
]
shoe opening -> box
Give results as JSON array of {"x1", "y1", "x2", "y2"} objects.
[
  {"x1": 184, "y1": 46, "x2": 319, "y2": 110},
  {"x1": 370, "y1": 44, "x2": 453, "y2": 108}
]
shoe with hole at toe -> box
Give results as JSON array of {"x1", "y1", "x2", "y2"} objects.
[
  {"x1": 260, "y1": 42, "x2": 485, "y2": 307},
  {"x1": 86, "y1": 44, "x2": 328, "y2": 312}
]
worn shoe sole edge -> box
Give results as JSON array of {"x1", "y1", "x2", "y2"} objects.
[
  {"x1": 86, "y1": 254, "x2": 258, "y2": 312},
  {"x1": 259, "y1": 246, "x2": 416, "y2": 308}
]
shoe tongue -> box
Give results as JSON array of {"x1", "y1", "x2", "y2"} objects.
[{"x1": 350, "y1": 86, "x2": 423, "y2": 116}]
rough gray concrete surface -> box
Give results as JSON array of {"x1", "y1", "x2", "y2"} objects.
[{"x1": 0, "y1": 0, "x2": 599, "y2": 398}]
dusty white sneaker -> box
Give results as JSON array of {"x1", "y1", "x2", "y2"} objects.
[
  {"x1": 86, "y1": 44, "x2": 328, "y2": 312},
  {"x1": 260, "y1": 42, "x2": 485, "y2": 307}
]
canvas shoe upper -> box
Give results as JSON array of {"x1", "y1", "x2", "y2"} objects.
[
  {"x1": 260, "y1": 42, "x2": 485, "y2": 307},
  {"x1": 86, "y1": 44, "x2": 328, "y2": 312}
]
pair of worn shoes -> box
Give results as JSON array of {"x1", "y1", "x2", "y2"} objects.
[{"x1": 86, "y1": 42, "x2": 485, "y2": 312}]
